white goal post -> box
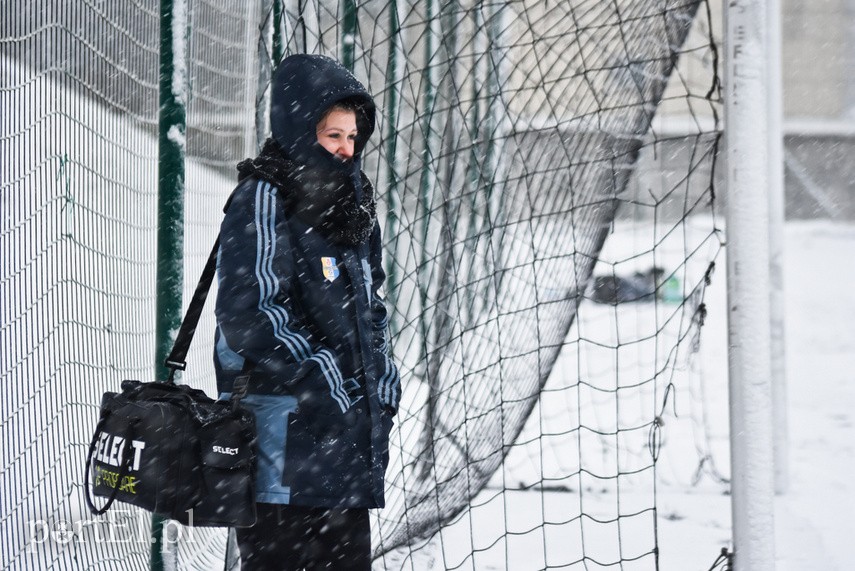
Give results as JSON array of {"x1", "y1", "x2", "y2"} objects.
[{"x1": 724, "y1": 0, "x2": 787, "y2": 569}]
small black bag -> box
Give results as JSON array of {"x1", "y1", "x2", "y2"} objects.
[{"x1": 84, "y1": 238, "x2": 258, "y2": 527}]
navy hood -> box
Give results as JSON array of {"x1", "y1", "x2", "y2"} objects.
[{"x1": 270, "y1": 54, "x2": 376, "y2": 169}]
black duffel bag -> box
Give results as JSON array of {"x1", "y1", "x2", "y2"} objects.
[{"x1": 84, "y1": 237, "x2": 258, "y2": 527}]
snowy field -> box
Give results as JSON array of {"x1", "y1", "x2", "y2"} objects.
[
  {"x1": 656, "y1": 220, "x2": 855, "y2": 571},
  {"x1": 377, "y1": 220, "x2": 855, "y2": 571}
]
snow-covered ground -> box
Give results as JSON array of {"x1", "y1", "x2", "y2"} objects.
[
  {"x1": 574, "y1": 221, "x2": 854, "y2": 570},
  {"x1": 771, "y1": 222, "x2": 855, "y2": 571},
  {"x1": 663, "y1": 220, "x2": 854, "y2": 571},
  {"x1": 377, "y1": 220, "x2": 855, "y2": 571}
]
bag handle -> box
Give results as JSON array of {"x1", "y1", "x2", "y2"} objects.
[
  {"x1": 163, "y1": 237, "x2": 221, "y2": 382},
  {"x1": 84, "y1": 414, "x2": 139, "y2": 516}
]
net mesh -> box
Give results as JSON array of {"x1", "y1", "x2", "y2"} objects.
[{"x1": 1, "y1": 1, "x2": 722, "y2": 569}]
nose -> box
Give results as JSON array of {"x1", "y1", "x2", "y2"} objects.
[{"x1": 338, "y1": 140, "x2": 354, "y2": 159}]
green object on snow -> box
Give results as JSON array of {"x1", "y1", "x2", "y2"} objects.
[{"x1": 661, "y1": 275, "x2": 683, "y2": 303}]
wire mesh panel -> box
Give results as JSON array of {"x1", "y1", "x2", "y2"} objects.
[
  {"x1": 327, "y1": 2, "x2": 722, "y2": 568},
  {"x1": 3, "y1": 3, "x2": 159, "y2": 569},
  {"x1": 2, "y1": 1, "x2": 722, "y2": 569},
  {"x1": 2, "y1": 1, "x2": 257, "y2": 568}
]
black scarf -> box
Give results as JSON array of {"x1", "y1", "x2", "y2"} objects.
[{"x1": 237, "y1": 139, "x2": 376, "y2": 246}]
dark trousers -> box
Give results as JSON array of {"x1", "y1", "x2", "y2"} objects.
[{"x1": 236, "y1": 503, "x2": 371, "y2": 570}]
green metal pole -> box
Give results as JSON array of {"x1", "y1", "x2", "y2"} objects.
[
  {"x1": 383, "y1": 0, "x2": 400, "y2": 334},
  {"x1": 341, "y1": 0, "x2": 358, "y2": 70},
  {"x1": 272, "y1": 0, "x2": 284, "y2": 66},
  {"x1": 417, "y1": 0, "x2": 435, "y2": 336},
  {"x1": 153, "y1": 0, "x2": 187, "y2": 568},
  {"x1": 484, "y1": 3, "x2": 498, "y2": 202}
]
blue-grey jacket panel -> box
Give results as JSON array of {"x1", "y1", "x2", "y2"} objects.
[{"x1": 214, "y1": 177, "x2": 399, "y2": 508}]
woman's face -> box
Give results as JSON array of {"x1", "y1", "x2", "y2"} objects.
[{"x1": 316, "y1": 108, "x2": 358, "y2": 160}]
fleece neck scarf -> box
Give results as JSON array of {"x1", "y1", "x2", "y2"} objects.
[{"x1": 237, "y1": 139, "x2": 376, "y2": 246}]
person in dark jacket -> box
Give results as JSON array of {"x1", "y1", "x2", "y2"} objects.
[{"x1": 214, "y1": 54, "x2": 400, "y2": 570}]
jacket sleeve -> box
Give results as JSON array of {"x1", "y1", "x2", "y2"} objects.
[
  {"x1": 368, "y1": 223, "x2": 401, "y2": 413},
  {"x1": 216, "y1": 179, "x2": 357, "y2": 415}
]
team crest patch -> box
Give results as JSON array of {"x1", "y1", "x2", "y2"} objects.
[{"x1": 321, "y1": 257, "x2": 339, "y2": 282}]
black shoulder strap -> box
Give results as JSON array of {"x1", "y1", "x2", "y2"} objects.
[{"x1": 164, "y1": 236, "x2": 221, "y2": 382}]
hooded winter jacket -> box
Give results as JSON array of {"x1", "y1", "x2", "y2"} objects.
[{"x1": 213, "y1": 54, "x2": 400, "y2": 509}]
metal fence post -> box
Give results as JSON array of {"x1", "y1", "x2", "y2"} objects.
[{"x1": 153, "y1": 0, "x2": 188, "y2": 568}]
